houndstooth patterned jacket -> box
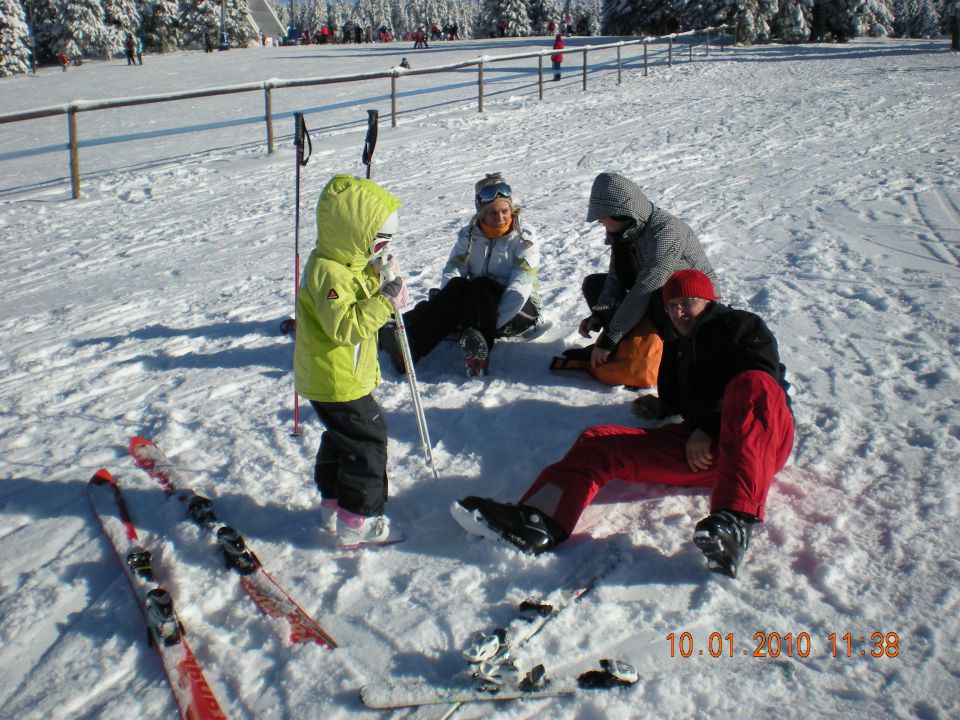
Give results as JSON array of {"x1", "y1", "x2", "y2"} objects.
[{"x1": 586, "y1": 173, "x2": 717, "y2": 347}]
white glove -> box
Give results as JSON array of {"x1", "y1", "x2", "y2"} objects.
[{"x1": 380, "y1": 256, "x2": 408, "y2": 310}]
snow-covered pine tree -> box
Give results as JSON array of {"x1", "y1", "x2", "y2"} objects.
[
  {"x1": 23, "y1": 0, "x2": 64, "y2": 63},
  {"x1": 365, "y1": 0, "x2": 392, "y2": 37},
  {"x1": 816, "y1": 0, "x2": 892, "y2": 39},
  {"x1": 602, "y1": 0, "x2": 642, "y2": 35},
  {"x1": 500, "y1": 0, "x2": 533, "y2": 35},
  {"x1": 773, "y1": 0, "x2": 813, "y2": 39},
  {"x1": 102, "y1": 0, "x2": 141, "y2": 57},
  {"x1": 180, "y1": 0, "x2": 220, "y2": 48},
  {"x1": 326, "y1": 0, "x2": 347, "y2": 40},
  {"x1": 575, "y1": 0, "x2": 602, "y2": 34},
  {"x1": 224, "y1": 0, "x2": 256, "y2": 45},
  {"x1": 62, "y1": 0, "x2": 109, "y2": 57},
  {"x1": 0, "y1": 0, "x2": 33, "y2": 76},
  {"x1": 892, "y1": 0, "x2": 939, "y2": 36},
  {"x1": 690, "y1": 0, "x2": 778, "y2": 43},
  {"x1": 139, "y1": 0, "x2": 179, "y2": 51},
  {"x1": 855, "y1": 0, "x2": 894, "y2": 35}
]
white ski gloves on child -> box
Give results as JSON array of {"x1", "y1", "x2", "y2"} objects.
[{"x1": 379, "y1": 255, "x2": 408, "y2": 310}]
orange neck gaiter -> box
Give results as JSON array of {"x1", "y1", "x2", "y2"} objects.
[{"x1": 479, "y1": 219, "x2": 512, "y2": 239}]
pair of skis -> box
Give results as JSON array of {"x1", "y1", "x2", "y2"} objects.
[
  {"x1": 127, "y1": 436, "x2": 336, "y2": 648},
  {"x1": 361, "y1": 543, "x2": 637, "y2": 712},
  {"x1": 89, "y1": 468, "x2": 226, "y2": 720},
  {"x1": 88, "y1": 437, "x2": 337, "y2": 719}
]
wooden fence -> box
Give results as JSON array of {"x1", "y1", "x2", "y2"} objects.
[{"x1": 0, "y1": 26, "x2": 730, "y2": 199}]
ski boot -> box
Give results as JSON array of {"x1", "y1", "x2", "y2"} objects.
[
  {"x1": 693, "y1": 510, "x2": 754, "y2": 578},
  {"x1": 459, "y1": 328, "x2": 489, "y2": 377},
  {"x1": 451, "y1": 496, "x2": 568, "y2": 554}
]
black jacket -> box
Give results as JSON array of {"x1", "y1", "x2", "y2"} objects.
[{"x1": 657, "y1": 303, "x2": 791, "y2": 438}]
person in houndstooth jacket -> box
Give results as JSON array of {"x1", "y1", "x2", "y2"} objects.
[{"x1": 576, "y1": 172, "x2": 717, "y2": 373}]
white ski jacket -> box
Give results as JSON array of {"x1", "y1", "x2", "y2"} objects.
[{"x1": 440, "y1": 215, "x2": 541, "y2": 329}]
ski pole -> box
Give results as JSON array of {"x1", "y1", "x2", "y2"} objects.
[
  {"x1": 291, "y1": 112, "x2": 312, "y2": 437},
  {"x1": 362, "y1": 109, "x2": 438, "y2": 480},
  {"x1": 393, "y1": 307, "x2": 439, "y2": 480}
]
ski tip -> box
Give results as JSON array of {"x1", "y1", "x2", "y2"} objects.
[
  {"x1": 129, "y1": 436, "x2": 153, "y2": 453},
  {"x1": 90, "y1": 468, "x2": 115, "y2": 486}
]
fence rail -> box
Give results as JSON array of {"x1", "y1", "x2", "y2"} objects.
[{"x1": 0, "y1": 26, "x2": 730, "y2": 199}]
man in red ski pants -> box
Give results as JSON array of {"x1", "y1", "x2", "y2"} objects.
[{"x1": 452, "y1": 269, "x2": 794, "y2": 577}]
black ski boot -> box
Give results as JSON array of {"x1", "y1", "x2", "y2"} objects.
[
  {"x1": 452, "y1": 496, "x2": 567, "y2": 554},
  {"x1": 693, "y1": 510, "x2": 754, "y2": 578},
  {"x1": 459, "y1": 328, "x2": 489, "y2": 377}
]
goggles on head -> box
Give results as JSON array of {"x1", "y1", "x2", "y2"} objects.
[{"x1": 476, "y1": 181, "x2": 512, "y2": 205}]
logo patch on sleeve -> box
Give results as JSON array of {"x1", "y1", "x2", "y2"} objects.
[{"x1": 326, "y1": 289, "x2": 339, "y2": 300}]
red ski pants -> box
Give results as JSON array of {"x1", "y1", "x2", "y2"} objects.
[{"x1": 519, "y1": 371, "x2": 794, "y2": 535}]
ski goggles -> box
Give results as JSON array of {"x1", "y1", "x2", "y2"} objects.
[
  {"x1": 371, "y1": 233, "x2": 392, "y2": 255},
  {"x1": 476, "y1": 181, "x2": 512, "y2": 204}
]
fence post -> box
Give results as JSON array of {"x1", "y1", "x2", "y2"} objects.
[
  {"x1": 669, "y1": 37, "x2": 673, "y2": 66},
  {"x1": 644, "y1": 41, "x2": 648, "y2": 76},
  {"x1": 689, "y1": 35, "x2": 693, "y2": 61},
  {"x1": 391, "y1": 74, "x2": 398, "y2": 127},
  {"x1": 68, "y1": 106, "x2": 80, "y2": 199},
  {"x1": 264, "y1": 86, "x2": 274, "y2": 154},
  {"x1": 478, "y1": 60, "x2": 484, "y2": 113},
  {"x1": 581, "y1": 50, "x2": 587, "y2": 91},
  {"x1": 617, "y1": 45, "x2": 622, "y2": 84},
  {"x1": 720, "y1": 26, "x2": 726, "y2": 51},
  {"x1": 538, "y1": 53, "x2": 544, "y2": 100}
]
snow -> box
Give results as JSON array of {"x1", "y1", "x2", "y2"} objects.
[{"x1": 2, "y1": 36, "x2": 960, "y2": 720}]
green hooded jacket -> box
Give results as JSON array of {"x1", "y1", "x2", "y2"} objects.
[{"x1": 294, "y1": 174, "x2": 401, "y2": 402}]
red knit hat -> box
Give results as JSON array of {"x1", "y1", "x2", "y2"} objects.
[{"x1": 662, "y1": 269, "x2": 720, "y2": 303}]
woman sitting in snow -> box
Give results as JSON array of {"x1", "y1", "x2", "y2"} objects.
[{"x1": 381, "y1": 173, "x2": 541, "y2": 377}]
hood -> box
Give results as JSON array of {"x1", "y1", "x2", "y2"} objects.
[
  {"x1": 314, "y1": 174, "x2": 402, "y2": 266},
  {"x1": 585, "y1": 173, "x2": 654, "y2": 224}
]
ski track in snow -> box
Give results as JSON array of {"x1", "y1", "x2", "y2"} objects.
[{"x1": 2, "y1": 37, "x2": 960, "y2": 719}]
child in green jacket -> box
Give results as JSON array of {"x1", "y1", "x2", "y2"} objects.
[{"x1": 294, "y1": 174, "x2": 407, "y2": 548}]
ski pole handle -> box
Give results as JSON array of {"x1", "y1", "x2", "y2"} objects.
[{"x1": 362, "y1": 109, "x2": 379, "y2": 178}]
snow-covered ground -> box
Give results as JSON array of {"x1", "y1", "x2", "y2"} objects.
[{"x1": 1, "y1": 35, "x2": 959, "y2": 720}]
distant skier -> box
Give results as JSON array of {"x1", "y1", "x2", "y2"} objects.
[
  {"x1": 452, "y1": 269, "x2": 794, "y2": 578},
  {"x1": 294, "y1": 174, "x2": 408, "y2": 548},
  {"x1": 551, "y1": 33, "x2": 564, "y2": 81},
  {"x1": 380, "y1": 173, "x2": 541, "y2": 378},
  {"x1": 124, "y1": 33, "x2": 135, "y2": 65}
]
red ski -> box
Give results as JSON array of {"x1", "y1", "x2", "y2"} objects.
[
  {"x1": 128, "y1": 436, "x2": 337, "y2": 649},
  {"x1": 88, "y1": 469, "x2": 227, "y2": 720}
]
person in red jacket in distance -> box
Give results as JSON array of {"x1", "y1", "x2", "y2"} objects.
[{"x1": 551, "y1": 33, "x2": 564, "y2": 81}]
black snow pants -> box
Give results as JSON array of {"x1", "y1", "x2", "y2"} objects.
[{"x1": 309, "y1": 394, "x2": 388, "y2": 517}]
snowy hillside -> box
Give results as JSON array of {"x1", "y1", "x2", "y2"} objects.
[{"x1": 1, "y1": 36, "x2": 959, "y2": 720}]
